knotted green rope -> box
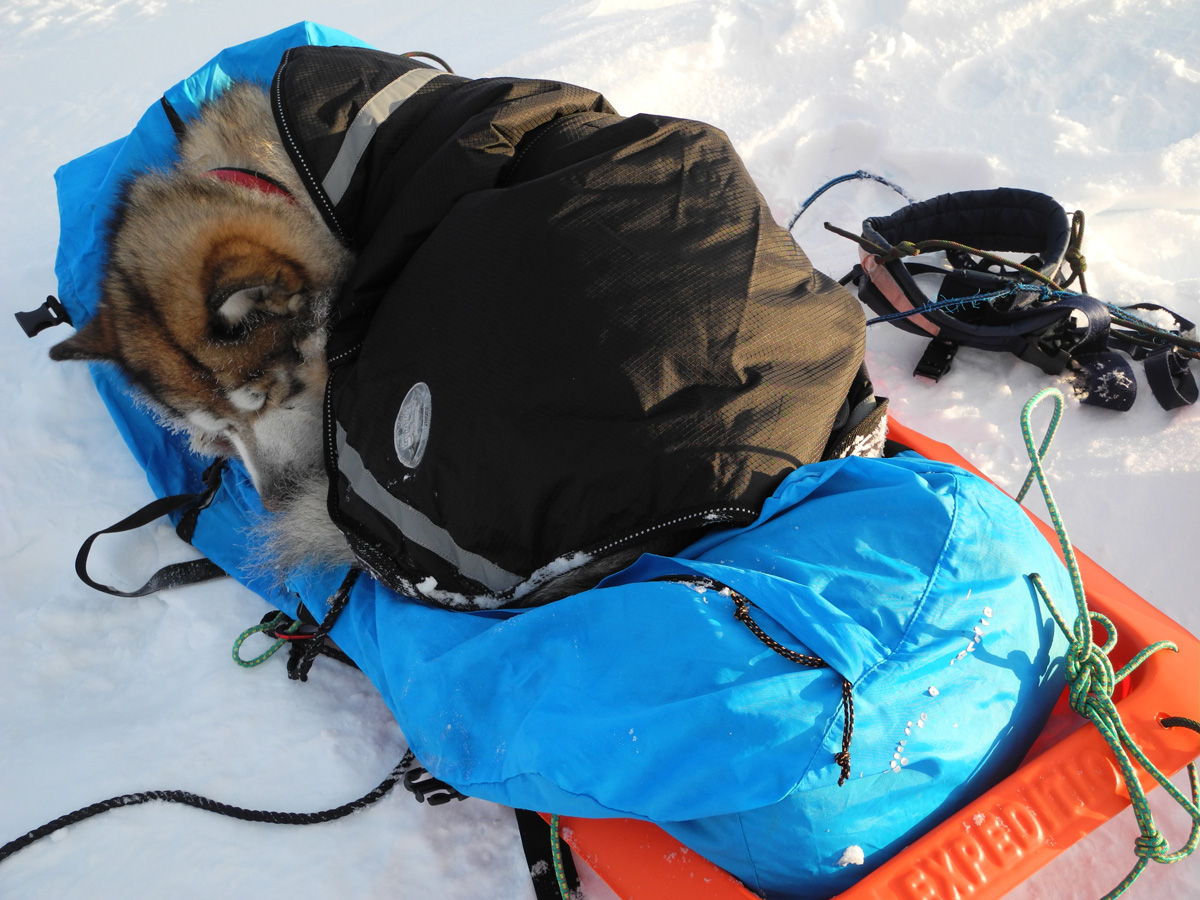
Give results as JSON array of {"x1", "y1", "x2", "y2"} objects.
[
  {"x1": 231, "y1": 612, "x2": 302, "y2": 667},
  {"x1": 1017, "y1": 387, "x2": 1200, "y2": 897}
]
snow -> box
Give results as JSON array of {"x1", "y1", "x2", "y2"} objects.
[
  {"x1": 0, "y1": 1, "x2": 1196, "y2": 899},
  {"x1": 837, "y1": 845, "x2": 865, "y2": 867}
]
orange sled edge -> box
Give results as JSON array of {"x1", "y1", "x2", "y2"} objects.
[{"x1": 543, "y1": 418, "x2": 1199, "y2": 900}]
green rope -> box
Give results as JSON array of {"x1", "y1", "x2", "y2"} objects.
[
  {"x1": 1017, "y1": 388, "x2": 1200, "y2": 897},
  {"x1": 1062, "y1": 210, "x2": 1089, "y2": 294},
  {"x1": 549, "y1": 813, "x2": 571, "y2": 900},
  {"x1": 231, "y1": 612, "x2": 302, "y2": 667},
  {"x1": 823, "y1": 222, "x2": 1066, "y2": 290}
]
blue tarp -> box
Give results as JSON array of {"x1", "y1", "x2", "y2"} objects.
[{"x1": 52, "y1": 24, "x2": 1070, "y2": 898}]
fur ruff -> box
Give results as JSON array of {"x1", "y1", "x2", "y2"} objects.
[{"x1": 52, "y1": 82, "x2": 356, "y2": 580}]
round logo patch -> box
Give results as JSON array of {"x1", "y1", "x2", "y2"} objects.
[{"x1": 393, "y1": 382, "x2": 432, "y2": 468}]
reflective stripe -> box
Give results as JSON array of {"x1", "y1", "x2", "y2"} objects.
[
  {"x1": 322, "y1": 68, "x2": 445, "y2": 205},
  {"x1": 336, "y1": 425, "x2": 523, "y2": 592}
]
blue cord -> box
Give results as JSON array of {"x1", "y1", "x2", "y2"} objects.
[
  {"x1": 787, "y1": 170, "x2": 917, "y2": 231},
  {"x1": 864, "y1": 283, "x2": 1057, "y2": 326}
]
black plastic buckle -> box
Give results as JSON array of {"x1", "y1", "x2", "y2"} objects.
[
  {"x1": 15, "y1": 295, "x2": 72, "y2": 337},
  {"x1": 1016, "y1": 338, "x2": 1072, "y2": 375},
  {"x1": 402, "y1": 764, "x2": 467, "y2": 806},
  {"x1": 913, "y1": 338, "x2": 959, "y2": 381}
]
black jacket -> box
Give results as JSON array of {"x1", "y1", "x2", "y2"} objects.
[{"x1": 272, "y1": 45, "x2": 867, "y2": 606}]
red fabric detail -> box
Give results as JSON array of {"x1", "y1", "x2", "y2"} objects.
[{"x1": 204, "y1": 168, "x2": 296, "y2": 204}]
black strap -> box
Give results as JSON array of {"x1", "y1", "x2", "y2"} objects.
[
  {"x1": 75, "y1": 461, "x2": 228, "y2": 597},
  {"x1": 1143, "y1": 348, "x2": 1199, "y2": 410},
  {"x1": 159, "y1": 96, "x2": 188, "y2": 141},
  {"x1": 1072, "y1": 350, "x2": 1138, "y2": 412},
  {"x1": 515, "y1": 808, "x2": 581, "y2": 900}
]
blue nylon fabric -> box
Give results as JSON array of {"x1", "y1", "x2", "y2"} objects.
[
  {"x1": 52, "y1": 26, "x2": 1070, "y2": 899},
  {"x1": 52, "y1": 22, "x2": 371, "y2": 609}
]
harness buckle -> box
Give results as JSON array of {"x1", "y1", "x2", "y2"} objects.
[
  {"x1": 913, "y1": 338, "x2": 959, "y2": 381},
  {"x1": 1016, "y1": 337, "x2": 1072, "y2": 375}
]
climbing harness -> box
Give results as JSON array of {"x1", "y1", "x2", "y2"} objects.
[
  {"x1": 1016, "y1": 388, "x2": 1200, "y2": 897},
  {"x1": 791, "y1": 176, "x2": 1199, "y2": 410}
]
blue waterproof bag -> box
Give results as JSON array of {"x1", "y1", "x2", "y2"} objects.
[{"x1": 52, "y1": 23, "x2": 1069, "y2": 898}]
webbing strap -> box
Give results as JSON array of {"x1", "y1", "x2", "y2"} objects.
[
  {"x1": 515, "y1": 808, "x2": 581, "y2": 900},
  {"x1": 159, "y1": 96, "x2": 187, "y2": 141},
  {"x1": 1143, "y1": 348, "x2": 1199, "y2": 410},
  {"x1": 74, "y1": 461, "x2": 228, "y2": 597},
  {"x1": 861, "y1": 275, "x2": 1194, "y2": 411},
  {"x1": 1072, "y1": 350, "x2": 1138, "y2": 412}
]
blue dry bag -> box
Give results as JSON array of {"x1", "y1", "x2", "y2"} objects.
[{"x1": 52, "y1": 23, "x2": 1069, "y2": 899}]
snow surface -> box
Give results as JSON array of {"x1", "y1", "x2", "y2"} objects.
[
  {"x1": 1, "y1": 1, "x2": 1197, "y2": 898},
  {"x1": 836, "y1": 845, "x2": 865, "y2": 868}
]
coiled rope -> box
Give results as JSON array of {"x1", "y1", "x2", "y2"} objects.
[{"x1": 1017, "y1": 388, "x2": 1200, "y2": 898}]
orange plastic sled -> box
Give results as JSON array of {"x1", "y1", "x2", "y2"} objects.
[{"x1": 545, "y1": 418, "x2": 1200, "y2": 899}]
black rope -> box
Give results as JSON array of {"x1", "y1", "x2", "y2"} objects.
[
  {"x1": 0, "y1": 751, "x2": 415, "y2": 865},
  {"x1": 653, "y1": 574, "x2": 855, "y2": 786},
  {"x1": 833, "y1": 678, "x2": 856, "y2": 787},
  {"x1": 287, "y1": 568, "x2": 360, "y2": 682},
  {"x1": 730, "y1": 591, "x2": 828, "y2": 669},
  {"x1": 286, "y1": 634, "x2": 358, "y2": 672},
  {"x1": 1163, "y1": 717, "x2": 1200, "y2": 735}
]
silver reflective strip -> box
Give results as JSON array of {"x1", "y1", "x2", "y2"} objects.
[
  {"x1": 336, "y1": 425, "x2": 523, "y2": 592},
  {"x1": 322, "y1": 68, "x2": 445, "y2": 205}
]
